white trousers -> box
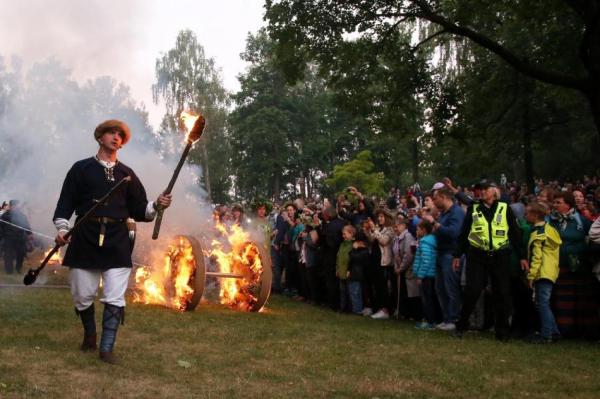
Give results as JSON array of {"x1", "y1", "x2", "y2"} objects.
[{"x1": 70, "y1": 268, "x2": 131, "y2": 311}]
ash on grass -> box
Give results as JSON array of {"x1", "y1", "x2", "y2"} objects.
[{"x1": 1, "y1": 281, "x2": 600, "y2": 398}]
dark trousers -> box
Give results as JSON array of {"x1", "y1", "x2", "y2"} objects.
[
  {"x1": 305, "y1": 266, "x2": 319, "y2": 302},
  {"x1": 270, "y1": 246, "x2": 283, "y2": 293},
  {"x1": 373, "y1": 265, "x2": 392, "y2": 311},
  {"x1": 323, "y1": 251, "x2": 339, "y2": 309},
  {"x1": 282, "y1": 246, "x2": 299, "y2": 293},
  {"x1": 362, "y1": 263, "x2": 375, "y2": 309},
  {"x1": 3, "y1": 240, "x2": 25, "y2": 274},
  {"x1": 298, "y1": 262, "x2": 307, "y2": 298},
  {"x1": 420, "y1": 277, "x2": 438, "y2": 324},
  {"x1": 339, "y1": 280, "x2": 349, "y2": 312},
  {"x1": 509, "y1": 275, "x2": 536, "y2": 337},
  {"x1": 456, "y1": 249, "x2": 512, "y2": 339}
]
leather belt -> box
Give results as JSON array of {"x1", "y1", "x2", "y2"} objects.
[
  {"x1": 88, "y1": 217, "x2": 125, "y2": 224},
  {"x1": 87, "y1": 217, "x2": 125, "y2": 247}
]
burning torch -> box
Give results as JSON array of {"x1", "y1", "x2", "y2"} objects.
[
  {"x1": 23, "y1": 176, "x2": 131, "y2": 286},
  {"x1": 152, "y1": 112, "x2": 206, "y2": 240}
]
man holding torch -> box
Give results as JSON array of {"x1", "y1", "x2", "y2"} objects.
[{"x1": 53, "y1": 120, "x2": 172, "y2": 364}]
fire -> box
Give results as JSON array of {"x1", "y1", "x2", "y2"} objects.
[
  {"x1": 207, "y1": 223, "x2": 264, "y2": 311},
  {"x1": 133, "y1": 224, "x2": 265, "y2": 312},
  {"x1": 42, "y1": 247, "x2": 62, "y2": 265},
  {"x1": 132, "y1": 237, "x2": 197, "y2": 311},
  {"x1": 180, "y1": 111, "x2": 199, "y2": 142}
]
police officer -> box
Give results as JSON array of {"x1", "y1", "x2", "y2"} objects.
[
  {"x1": 452, "y1": 180, "x2": 528, "y2": 341},
  {"x1": 54, "y1": 120, "x2": 172, "y2": 364}
]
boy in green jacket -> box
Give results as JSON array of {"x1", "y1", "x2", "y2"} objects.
[
  {"x1": 337, "y1": 225, "x2": 356, "y2": 312},
  {"x1": 526, "y1": 201, "x2": 562, "y2": 343}
]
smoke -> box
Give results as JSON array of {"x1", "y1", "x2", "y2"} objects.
[{"x1": 0, "y1": 56, "x2": 213, "y2": 273}]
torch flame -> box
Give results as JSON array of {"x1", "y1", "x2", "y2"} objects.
[{"x1": 180, "y1": 111, "x2": 199, "y2": 142}]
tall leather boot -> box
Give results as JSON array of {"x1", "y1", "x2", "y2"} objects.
[
  {"x1": 76, "y1": 304, "x2": 97, "y2": 351},
  {"x1": 99, "y1": 303, "x2": 124, "y2": 364}
]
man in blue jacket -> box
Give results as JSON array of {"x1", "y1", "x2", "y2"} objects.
[{"x1": 424, "y1": 188, "x2": 465, "y2": 330}]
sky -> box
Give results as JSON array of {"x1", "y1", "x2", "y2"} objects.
[{"x1": 0, "y1": 0, "x2": 266, "y2": 128}]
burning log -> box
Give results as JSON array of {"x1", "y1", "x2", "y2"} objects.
[{"x1": 152, "y1": 112, "x2": 206, "y2": 240}]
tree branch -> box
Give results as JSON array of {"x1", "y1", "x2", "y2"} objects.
[
  {"x1": 410, "y1": 0, "x2": 589, "y2": 91},
  {"x1": 530, "y1": 117, "x2": 573, "y2": 132},
  {"x1": 561, "y1": 0, "x2": 594, "y2": 21},
  {"x1": 412, "y1": 29, "x2": 447, "y2": 51}
]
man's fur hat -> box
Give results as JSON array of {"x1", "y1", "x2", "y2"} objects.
[{"x1": 94, "y1": 120, "x2": 131, "y2": 145}]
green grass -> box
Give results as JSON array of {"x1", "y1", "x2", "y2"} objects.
[{"x1": 1, "y1": 269, "x2": 600, "y2": 398}]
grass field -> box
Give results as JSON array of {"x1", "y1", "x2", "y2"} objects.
[{"x1": 1, "y1": 268, "x2": 600, "y2": 399}]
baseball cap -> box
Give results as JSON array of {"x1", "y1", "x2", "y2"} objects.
[
  {"x1": 476, "y1": 179, "x2": 498, "y2": 190},
  {"x1": 431, "y1": 182, "x2": 445, "y2": 191}
]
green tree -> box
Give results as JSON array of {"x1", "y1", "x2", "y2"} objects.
[
  {"x1": 424, "y1": 30, "x2": 599, "y2": 187},
  {"x1": 152, "y1": 29, "x2": 231, "y2": 203},
  {"x1": 265, "y1": 0, "x2": 600, "y2": 138},
  {"x1": 229, "y1": 31, "x2": 363, "y2": 200},
  {"x1": 324, "y1": 150, "x2": 385, "y2": 197}
]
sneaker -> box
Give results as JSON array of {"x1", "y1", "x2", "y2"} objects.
[
  {"x1": 361, "y1": 307, "x2": 373, "y2": 317},
  {"x1": 437, "y1": 322, "x2": 456, "y2": 331},
  {"x1": 371, "y1": 310, "x2": 389, "y2": 320},
  {"x1": 415, "y1": 321, "x2": 435, "y2": 330}
]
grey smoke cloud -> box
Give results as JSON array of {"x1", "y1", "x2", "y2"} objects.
[
  {"x1": 0, "y1": 57, "x2": 212, "y2": 278},
  {"x1": 0, "y1": 0, "x2": 265, "y2": 128}
]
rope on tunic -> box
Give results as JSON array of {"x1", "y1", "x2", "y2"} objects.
[{"x1": 0, "y1": 218, "x2": 54, "y2": 240}]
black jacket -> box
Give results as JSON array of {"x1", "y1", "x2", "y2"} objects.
[
  {"x1": 348, "y1": 246, "x2": 369, "y2": 281},
  {"x1": 0, "y1": 209, "x2": 32, "y2": 243}
]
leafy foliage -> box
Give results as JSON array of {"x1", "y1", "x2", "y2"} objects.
[
  {"x1": 324, "y1": 150, "x2": 385, "y2": 197},
  {"x1": 153, "y1": 30, "x2": 231, "y2": 203}
]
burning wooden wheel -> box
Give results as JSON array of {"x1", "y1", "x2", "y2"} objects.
[
  {"x1": 134, "y1": 233, "x2": 271, "y2": 312},
  {"x1": 203, "y1": 235, "x2": 272, "y2": 312}
]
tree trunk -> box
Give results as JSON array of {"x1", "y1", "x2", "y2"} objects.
[
  {"x1": 299, "y1": 170, "x2": 306, "y2": 198},
  {"x1": 201, "y1": 143, "x2": 212, "y2": 202},
  {"x1": 522, "y1": 102, "x2": 535, "y2": 193},
  {"x1": 588, "y1": 91, "x2": 600, "y2": 142},
  {"x1": 273, "y1": 173, "x2": 280, "y2": 201},
  {"x1": 411, "y1": 137, "x2": 419, "y2": 183}
]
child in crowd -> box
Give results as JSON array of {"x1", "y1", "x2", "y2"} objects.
[
  {"x1": 412, "y1": 220, "x2": 438, "y2": 329},
  {"x1": 336, "y1": 225, "x2": 356, "y2": 312},
  {"x1": 392, "y1": 218, "x2": 419, "y2": 320},
  {"x1": 526, "y1": 201, "x2": 562, "y2": 343},
  {"x1": 348, "y1": 231, "x2": 369, "y2": 314}
]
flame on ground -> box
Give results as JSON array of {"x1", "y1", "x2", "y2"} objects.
[
  {"x1": 132, "y1": 237, "x2": 196, "y2": 311},
  {"x1": 208, "y1": 223, "x2": 263, "y2": 311},
  {"x1": 42, "y1": 247, "x2": 62, "y2": 265},
  {"x1": 133, "y1": 224, "x2": 264, "y2": 312}
]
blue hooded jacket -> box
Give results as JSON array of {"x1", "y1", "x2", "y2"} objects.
[{"x1": 413, "y1": 234, "x2": 437, "y2": 279}]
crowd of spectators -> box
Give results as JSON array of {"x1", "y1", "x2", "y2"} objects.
[{"x1": 232, "y1": 174, "x2": 600, "y2": 342}]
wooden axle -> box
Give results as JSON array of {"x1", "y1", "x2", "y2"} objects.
[{"x1": 205, "y1": 271, "x2": 245, "y2": 279}]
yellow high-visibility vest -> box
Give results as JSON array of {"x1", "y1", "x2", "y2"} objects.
[{"x1": 468, "y1": 202, "x2": 510, "y2": 251}]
